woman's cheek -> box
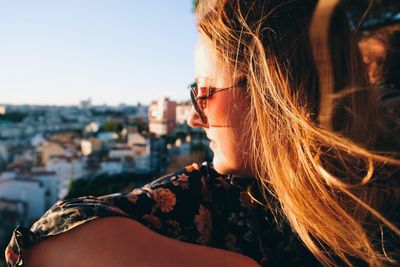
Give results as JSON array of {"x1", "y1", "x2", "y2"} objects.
[
  {"x1": 206, "y1": 92, "x2": 232, "y2": 126},
  {"x1": 211, "y1": 129, "x2": 241, "y2": 174}
]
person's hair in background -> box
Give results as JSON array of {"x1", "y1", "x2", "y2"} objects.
[
  {"x1": 195, "y1": 0, "x2": 399, "y2": 266},
  {"x1": 382, "y1": 30, "x2": 400, "y2": 89}
]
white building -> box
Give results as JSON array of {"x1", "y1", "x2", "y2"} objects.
[
  {"x1": 46, "y1": 156, "x2": 87, "y2": 199},
  {"x1": 109, "y1": 145, "x2": 134, "y2": 161},
  {"x1": 84, "y1": 122, "x2": 99, "y2": 133},
  {"x1": 97, "y1": 132, "x2": 118, "y2": 143},
  {"x1": 0, "y1": 171, "x2": 17, "y2": 180},
  {"x1": 0, "y1": 179, "x2": 45, "y2": 224},
  {"x1": 31, "y1": 133, "x2": 46, "y2": 148},
  {"x1": 30, "y1": 171, "x2": 59, "y2": 209},
  {"x1": 128, "y1": 133, "x2": 148, "y2": 152},
  {"x1": 176, "y1": 102, "x2": 192, "y2": 124},
  {"x1": 80, "y1": 140, "x2": 93, "y2": 156},
  {"x1": 46, "y1": 156, "x2": 86, "y2": 181},
  {"x1": 127, "y1": 132, "x2": 151, "y2": 173},
  {"x1": 80, "y1": 138, "x2": 102, "y2": 157},
  {"x1": 134, "y1": 155, "x2": 151, "y2": 173},
  {"x1": 100, "y1": 159, "x2": 124, "y2": 175}
]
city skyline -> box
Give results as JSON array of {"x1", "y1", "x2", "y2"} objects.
[{"x1": 0, "y1": 1, "x2": 197, "y2": 106}]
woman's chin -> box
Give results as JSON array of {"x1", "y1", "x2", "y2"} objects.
[
  {"x1": 212, "y1": 156, "x2": 238, "y2": 175},
  {"x1": 212, "y1": 154, "x2": 253, "y2": 177},
  {"x1": 211, "y1": 156, "x2": 229, "y2": 175}
]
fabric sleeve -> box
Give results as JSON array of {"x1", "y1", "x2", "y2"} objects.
[{"x1": 5, "y1": 162, "x2": 213, "y2": 267}]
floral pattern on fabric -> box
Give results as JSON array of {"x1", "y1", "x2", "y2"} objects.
[{"x1": 5, "y1": 162, "x2": 321, "y2": 267}]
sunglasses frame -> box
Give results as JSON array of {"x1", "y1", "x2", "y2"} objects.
[{"x1": 188, "y1": 79, "x2": 247, "y2": 127}]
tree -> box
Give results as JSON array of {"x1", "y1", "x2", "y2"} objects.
[
  {"x1": 103, "y1": 120, "x2": 123, "y2": 133},
  {"x1": 66, "y1": 172, "x2": 154, "y2": 198},
  {"x1": 0, "y1": 112, "x2": 26, "y2": 122}
]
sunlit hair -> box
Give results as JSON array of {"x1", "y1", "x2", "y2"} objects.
[{"x1": 196, "y1": 0, "x2": 400, "y2": 266}]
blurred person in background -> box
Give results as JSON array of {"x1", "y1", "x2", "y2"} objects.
[
  {"x1": 360, "y1": 29, "x2": 400, "y2": 152},
  {"x1": 5, "y1": 0, "x2": 400, "y2": 266},
  {"x1": 359, "y1": 29, "x2": 400, "y2": 89}
]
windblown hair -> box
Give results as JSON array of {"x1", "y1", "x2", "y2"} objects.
[{"x1": 196, "y1": 0, "x2": 400, "y2": 266}]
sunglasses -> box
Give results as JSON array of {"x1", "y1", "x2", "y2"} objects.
[{"x1": 188, "y1": 78, "x2": 247, "y2": 127}]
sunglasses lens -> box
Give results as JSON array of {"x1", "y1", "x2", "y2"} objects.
[{"x1": 190, "y1": 88, "x2": 208, "y2": 125}]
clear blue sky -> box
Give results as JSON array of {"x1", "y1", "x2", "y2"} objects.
[{"x1": 0, "y1": 1, "x2": 197, "y2": 106}]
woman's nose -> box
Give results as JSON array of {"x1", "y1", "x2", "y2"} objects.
[{"x1": 187, "y1": 107, "x2": 206, "y2": 128}]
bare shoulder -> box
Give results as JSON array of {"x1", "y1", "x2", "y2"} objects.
[{"x1": 24, "y1": 217, "x2": 260, "y2": 267}]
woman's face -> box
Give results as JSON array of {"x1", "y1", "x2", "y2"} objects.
[
  {"x1": 188, "y1": 36, "x2": 252, "y2": 176},
  {"x1": 359, "y1": 38, "x2": 386, "y2": 85}
]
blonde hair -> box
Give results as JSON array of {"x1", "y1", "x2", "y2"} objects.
[{"x1": 196, "y1": 0, "x2": 400, "y2": 266}]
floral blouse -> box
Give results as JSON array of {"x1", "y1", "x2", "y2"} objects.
[{"x1": 5, "y1": 162, "x2": 321, "y2": 267}]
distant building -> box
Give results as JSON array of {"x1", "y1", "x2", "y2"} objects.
[
  {"x1": 0, "y1": 123, "x2": 23, "y2": 139},
  {"x1": 0, "y1": 178, "x2": 45, "y2": 224},
  {"x1": 84, "y1": 122, "x2": 100, "y2": 133},
  {"x1": 176, "y1": 101, "x2": 192, "y2": 124},
  {"x1": 0, "y1": 171, "x2": 17, "y2": 180},
  {"x1": 127, "y1": 132, "x2": 151, "y2": 173},
  {"x1": 30, "y1": 170, "x2": 59, "y2": 209},
  {"x1": 45, "y1": 156, "x2": 87, "y2": 199},
  {"x1": 0, "y1": 105, "x2": 6, "y2": 115},
  {"x1": 13, "y1": 148, "x2": 36, "y2": 163},
  {"x1": 0, "y1": 142, "x2": 9, "y2": 161},
  {"x1": 148, "y1": 97, "x2": 177, "y2": 136},
  {"x1": 128, "y1": 132, "x2": 148, "y2": 154},
  {"x1": 100, "y1": 159, "x2": 124, "y2": 175},
  {"x1": 109, "y1": 144, "x2": 134, "y2": 161},
  {"x1": 40, "y1": 141, "x2": 75, "y2": 165},
  {"x1": 31, "y1": 133, "x2": 46, "y2": 148},
  {"x1": 80, "y1": 138, "x2": 102, "y2": 156},
  {"x1": 80, "y1": 98, "x2": 92, "y2": 110},
  {"x1": 97, "y1": 132, "x2": 118, "y2": 144},
  {"x1": 80, "y1": 139, "x2": 93, "y2": 156},
  {"x1": 136, "y1": 103, "x2": 148, "y2": 122},
  {"x1": 134, "y1": 155, "x2": 151, "y2": 173}
]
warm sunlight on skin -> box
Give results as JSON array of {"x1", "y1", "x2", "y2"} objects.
[
  {"x1": 22, "y1": 217, "x2": 260, "y2": 267},
  {"x1": 188, "y1": 36, "x2": 252, "y2": 176}
]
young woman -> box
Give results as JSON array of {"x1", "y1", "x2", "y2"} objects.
[{"x1": 5, "y1": 0, "x2": 400, "y2": 266}]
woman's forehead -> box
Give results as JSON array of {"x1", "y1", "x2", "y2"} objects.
[
  {"x1": 195, "y1": 38, "x2": 217, "y2": 78},
  {"x1": 195, "y1": 36, "x2": 232, "y2": 86}
]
